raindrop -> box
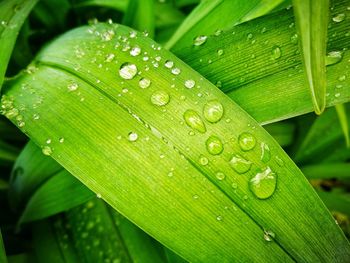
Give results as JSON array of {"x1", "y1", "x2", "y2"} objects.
[
  {"x1": 193, "y1": 35, "x2": 208, "y2": 46},
  {"x1": 229, "y1": 155, "x2": 252, "y2": 174},
  {"x1": 231, "y1": 182, "x2": 238, "y2": 189},
  {"x1": 171, "y1": 68, "x2": 181, "y2": 75},
  {"x1": 119, "y1": 63, "x2": 138, "y2": 79},
  {"x1": 199, "y1": 155, "x2": 209, "y2": 166},
  {"x1": 326, "y1": 51, "x2": 343, "y2": 66},
  {"x1": 238, "y1": 132, "x2": 256, "y2": 151},
  {"x1": 139, "y1": 78, "x2": 151, "y2": 89},
  {"x1": 203, "y1": 100, "x2": 224, "y2": 123},
  {"x1": 217, "y1": 49, "x2": 224, "y2": 56},
  {"x1": 332, "y1": 13, "x2": 346, "y2": 23},
  {"x1": 216, "y1": 172, "x2": 226, "y2": 181},
  {"x1": 338, "y1": 75, "x2": 346, "y2": 81},
  {"x1": 184, "y1": 79, "x2": 195, "y2": 89},
  {"x1": 275, "y1": 156, "x2": 284, "y2": 166},
  {"x1": 67, "y1": 83, "x2": 79, "y2": 92},
  {"x1": 105, "y1": 53, "x2": 115, "y2": 62},
  {"x1": 164, "y1": 60, "x2": 174, "y2": 68},
  {"x1": 263, "y1": 229, "x2": 276, "y2": 242},
  {"x1": 271, "y1": 46, "x2": 281, "y2": 60},
  {"x1": 42, "y1": 146, "x2": 53, "y2": 156},
  {"x1": 290, "y1": 34, "x2": 298, "y2": 44},
  {"x1": 249, "y1": 167, "x2": 277, "y2": 199},
  {"x1": 260, "y1": 142, "x2": 271, "y2": 163},
  {"x1": 183, "y1": 110, "x2": 206, "y2": 133},
  {"x1": 151, "y1": 90, "x2": 170, "y2": 106},
  {"x1": 216, "y1": 215, "x2": 223, "y2": 221},
  {"x1": 59, "y1": 138, "x2": 65, "y2": 143},
  {"x1": 130, "y1": 46, "x2": 141, "y2": 56},
  {"x1": 128, "y1": 132, "x2": 138, "y2": 142},
  {"x1": 206, "y1": 135, "x2": 223, "y2": 155}
]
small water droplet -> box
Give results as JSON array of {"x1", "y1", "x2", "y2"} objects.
[
  {"x1": 130, "y1": 46, "x2": 141, "y2": 56},
  {"x1": 119, "y1": 63, "x2": 138, "y2": 79},
  {"x1": 139, "y1": 78, "x2": 151, "y2": 88},
  {"x1": 164, "y1": 60, "x2": 174, "y2": 68},
  {"x1": 263, "y1": 229, "x2": 275, "y2": 242},
  {"x1": 192, "y1": 194, "x2": 199, "y2": 200},
  {"x1": 326, "y1": 51, "x2": 343, "y2": 66},
  {"x1": 42, "y1": 146, "x2": 53, "y2": 156},
  {"x1": 338, "y1": 75, "x2": 346, "y2": 81},
  {"x1": 332, "y1": 13, "x2": 346, "y2": 23},
  {"x1": 217, "y1": 49, "x2": 224, "y2": 56},
  {"x1": 271, "y1": 46, "x2": 281, "y2": 60},
  {"x1": 67, "y1": 83, "x2": 79, "y2": 92},
  {"x1": 199, "y1": 155, "x2": 209, "y2": 166},
  {"x1": 231, "y1": 182, "x2": 238, "y2": 189},
  {"x1": 105, "y1": 53, "x2": 115, "y2": 62},
  {"x1": 128, "y1": 132, "x2": 138, "y2": 142},
  {"x1": 167, "y1": 171, "x2": 174, "y2": 177},
  {"x1": 249, "y1": 167, "x2": 277, "y2": 199},
  {"x1": 59, "y1": 138, "x2": 65, "y2": 143},
  {"x1": 238, "y1": 132, "x2": 256, "y2": 151},
  {"x1": 96, "y1": 193, "x2": 102, "y2": 198},
  {"x1": 260, "y1": 142, "x2": 271, "y2": 163},
  {"x1": 203, "y1": 100, "x2": 224, "y2": 123},
  {"x1": 183, "y1": 110, "x2": 206, "y2": 133},
  {"x1": 193, "y1": 35, "x2": 207, "y2": 46},
  {"x1": 184, "y1": 79, "x2": 195, "y2": 89},
  {"x1": 216, "y1": 172, "x2": 226, "y2": 181},
  {"x1": 206, "y1": 135, "x2": 223, "y2": 155},
  {"x1": 151, "y1": 90, "x2": 170, "y2": 106},
  {"x1": 290, "y1": 34, "x2": 298, "y2": 44},
  {"x1": 229, "y1": 155, "x2": 252, "y2": 174},
  {"x1": 275, "y1": 156, "x2": 284, "y2": 166},
  {"x1": 171, "y1": 68, "x2": 181, "y2": 75},
  {"x1": 216, "y1": 215, "x2": 223, "y2": 221}
]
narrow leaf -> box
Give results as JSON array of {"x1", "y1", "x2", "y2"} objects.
[
  {"x1": 0, "y1": 0, "x2": 38, "y2": 91},
  {"x1": 335, "y1": 103, "x2": 350, "y2": 147},
  {"x1": 317, "y1": 190, "x2": 350, "y2": 217},
  {"x1": 301, "y1": 162, "x2": 350, "y2": 180},
  {"x1": 292, "y1": 0, "x2": 329, "y2": 114}
]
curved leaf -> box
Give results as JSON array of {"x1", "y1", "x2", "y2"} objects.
[{"x1": 1, "y1": 23, "x2": 349, "y2": 261}]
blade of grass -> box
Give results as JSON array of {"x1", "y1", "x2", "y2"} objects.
[
  {"x1": 1, "y1": 23, "x2": 349, "y2": 261},
  {"x1": 174, "y1": 0, "x2": 350, "y2": 124},
  {"x1": 263, "y1": 122, "x2": 295, "y2": 147},
  {"x1": 0, "y1": 230, "x2": 7, "y2": 263},
  {"x1": 0, "y1": 140, "x2": 19, "y2": 163},
  {"x1": 292, "y1": 0, "x2": 329, "y2": 114},
  {"x1": 335, "y1": 103, "x2": 350, "y2": 147},
  {"x1": 301, "y1": 162, "x2": 350, "y2": 180},
  {"x1": 0, "y1": 0, "x2": 38, "y2": 91},
  {"x1": 166, "y1": 0, "x2": 286, "y2": 50},
  {"x1": 317, "y1": 190, "x2": 350, "y2": 217}
]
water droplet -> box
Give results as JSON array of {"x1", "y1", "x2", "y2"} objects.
[
  {"x1": 338, "y1": 75, "x2": 346, "y2": 81},
  {"x1": 193, "y1": 35, "x2": 207, "y2": 46},
  {"x1": 128, "y1": 132, "x2": 138, "y2": 142},
  {"x1": 192, "y1": 194, "x2": 199, "y2": 200},
  {"x1": 214, "y1": 29, "x2": 222, "y2": 36},
  {"x1": 96, "y1": 193, "x2": 102, "y2": 198},
  {"x1": 183, "y1": 110, "x2": 206, "y2": 133},
  {"x1": 229, "y1": 155, "x2": 252, "y2": 174},
  {"x1": 139, "y1": 78, "x2": 151, "y2": 88},
  {"x1": 216, "y1": 215, "x2": 223, "y2": 221},
  {"x1": 199, "y1": 155, "x2": 209, "y2": 166},
  {"x1": 290, "y1": 34, "x2": 298, "y2": 44},
  {"x1": 184, "y1": 79, "x2": 195, "y2": 89},
  {"x1": 171, "y1": 68, "x2": 181, "y2": 75},
  {"x1": 249, "y1": 167, "x2": 277, "y2": 199},
  {"x1": 275, "y1": 156, "x2": 284, "y2": 166},
  {"x1": 167, "y1": 171, "x2": 174, "y2": 177},
  {"x1": 119, "y1": 63, "x2": 138, "y2": 79},
  {"x1": 203, "y1": 100, "x2": 224, "y2": 123},
  {"x1": 151, "y1": 90, "x2": 170, "y2": 106},
  {"x1": 332, "y1": 13, "x2": 346, "y2": 23},
  {"x1": 105, "y1": 53, "x2": 115, "y2": 62},
  {"x1": 238, "y1": 132, "x2": 256, "y2": 151},
  {"x1": 271, "y1": 46, "x2": 281, "y2": 60},
  {"x1": 206, "y1": 135, "x2": 223, "y2": 155},
  {"x1": 164, "y1": 60, "x2": 174, "y2": 68},
  {"x1": 263, "y1": 229, "x2": 275, "y2": 242},
  {"x1": 130, "y1": 46, "x2": 141, "y2": 56},
  {"x1": 59, "y1": 138, "x2": 65, "y2": 143},
  {"x1": 42, "y1": 146, "x2": 53, "y2": 156},
  {"x1": 216, "y1": 172, "x2": 225, "y2": 181},
  {"x1": 260, "y1": 142, "x2": 271, "y2": 163},
  {"x1": 326, "y1": 51, "x2": 343, "y2": 66},
  {"x1": 231, "y1": 182, "x2": 238, "y2": 189},
  {"x1": 217, "y1": 49, "x2": 224, "y2": 56},
  {"x1": 67, "y1": 83, "x2": 78, "y2": 92}
]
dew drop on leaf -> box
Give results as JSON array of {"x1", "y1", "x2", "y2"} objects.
[
  {"x1": 229, "y1": 155, "x2": 252, "y2": 174},
  {"x1": 275, "y1": 156, "x2": 284, "y2": 167},
  {"x1": 263, "y1": 229, "x2": 276, "y2": 242},
  {"x1": 42, "y1": 146, "x2": 53, "y2": 156},
  {"x1": 332, "y1": 13, "x2": 346, "y2": 23},
  {"x1": 271, "y1": 46, "x2": 282, "y2": 60},
  {"x1": 184, "y1": 79, "x2": 195, "y2": 89},
  {"x1": 249, "y1": 167, "x2": 277, "y2": 199},
  {"x1": 128, "y1": 132, "x2": 138, "y2": 142},
  {"x1": 260, "y1": 142, "x2": 271, "y2": 163},
  {"x1": 193, "y1": 35, "x2": 207, "y2": 46},
  {"x1": 130, "y1": 46, "x2": 141, "y2": 56},
  {"x1": 164, "y1": 60, "x2": 174, "y2": 69},
  {"x1": 139, "y1": 78, "x2": 151, "y2": 89},
  {"x1": 290, "y1": 34, "x2": 298, "y2": 44},
  {"x1": 119, "y1": 63, "x2": 138, "y2": 79},
  {"x1": 67, "y1": 83, "x2": 78, "y2": 92},
  {"x1": 203, "y1": 100, "x2": 224, "y2": 123},
  {"x1": 206, "y1": 135, "x2": 223, "y2": 155},
  {"x1": 171, "y1": 67, "x2": 181, "y2": 75},
  {"x1": 216, "y1": 172, "x2": 226, "y2": 181},
  {"x1": 238, "y1": 132, "x2": 256, "y2": 151},
  {"x1": 183, "y1": 110, "x2": 206, "y2": 133},
  {"x1": 151, "y1": 90, "x2": 170, "y2": 106},
  {"x1": 217, "y1": 49, "x2": 224, "y2": 56},
  {"x1": 326, "y1": 51, "x2": 343, "y2": 66},
  {"x1": 199, "y1": 155, "x2": 209, "y2": 166}
]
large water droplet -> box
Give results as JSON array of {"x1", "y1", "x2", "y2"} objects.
[
  {"x1": 119, "y1": 63, "x2": 138, "y2": 79},
  {"x1": 229, "y1": 155, "x2": 252, "y2": 174},
  {"x1": 139, "y1": 78, "x2": 151, "y2": 89},
  {"x1": 238, "y1": 132, "x2": 256, "y2": 151},
  {"x1": 206, "y1": 135, "x2": 223, "y2": 155},
  {"x1": 271, "y1": 46, "x2": 281, "y2": 60},
  {"x1": 203, "y1": 100, "x2": 224, "y2": 123},
  {"x1": 260, "y1": 142, "x2": 271, "y2": 163},
  {"x1": 184, "y1": 79, "x2": 195, "y2": 89},
  {"x1": 332, "y1": 13, "x2": 346, "y2": 23},
  {"x1": 42, "y1": 146, "x2": 53, "y2": 156},
  {"x1": 183, "y1": 110, "x2": 206, "y2": 133},
  {"x1": 326, "y1": 51, "x2": 343, "y2": 66},
  {"x1": 128, "y1": 132, "x2": 138, "y2": 142},
  {"x1": 249, "y1": 166, "x2": 277, "y2": 199},
  {"x1": 151, "y1": 90, "x2": 170, "y2": 106},
  {"x1": 193, "y1": 35, "x2": 207, "y2": 46}
]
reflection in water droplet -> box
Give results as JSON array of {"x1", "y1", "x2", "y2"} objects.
[
  {"x1": 238, "y1": 132, "x2": 256, "y2": 151},
  {"x1": 260, "y1": 142, "x2": 271, "y2": 163},
  {"x1": 128, "y1": 132, "x2": 138, "y2": 142},
  {"x1": 249, "y1": 167, "x2": 277, "y2": 199},
  {"x1": 151, "y1": 90, "x2": 170, "y2": 106},
  {"x1": 326, "y1": 51, "x2": 343, "y2": 66},
  {"x1": 119, "y1": 63, "x2": 138, "y2": 79},
  {"x1": 139, "y1": 78, "x2": 151, "y2": 89},
  {"x1": 229, "y1": 155, "x2": 252, "y2": 174},
  {"x1": 183, "y1": 110, "x2": 206, "y2": 133},
  {"x1": 271, "y1": 46, "x2": 281, "y2": 60},
  {"x1": 42, "y1": 146, "x2": 53, "y2": 156},
  {"x1": 199, "y1": 155, "x2": 209, "y2": 166},
  {"x1": 216, "y1": 172, "x2": 225, "y2": 181},
  {"x1": 203, "y1": 100, "x2": 224, "y2": 123},
  {"x1": 332, "y1": 13, "x2": 346, "y2": 23},
  {"x1": 193, "y1": 35, "x2": 208, "y2": 46},
  {"x1": 206, "y1": 135, "x2": 223, "y2": 155},
  {"x1": 184, "y1": 79, "x2": 196, "y2": 89}
]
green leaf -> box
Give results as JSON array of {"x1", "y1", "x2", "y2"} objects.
[
  {"x1": 264, "y1": 121, "x2": 295, "y2": 147},
  {"x1": 0, "y1": 0, "x2": 38, "y2": 91},
  {"x1": 301, "y1": 162, "x2": 350, "y2": 180},
  {"x1": 0, "y1": 230, "x2": 7, "y2": 263},
  {"x1": 174, "y1": 1, "x2": 350, "y2": 124},
  {"x1": 166, "y1": 0, "x2": 286, "y2": 49},
  {"x1": 317, "y1": 190, "x2": 350, "y2": 217},
  {"x1": 2, "y1": 23, "x2": 349, "y2": 261},
  {"x1": 0, "y1": 140, "x2": 19, "y2": 163},
  {"x1": 335, "y1": 103, "x2": 350, "y2": 147},
  {"x1": 292, "y1": 0, "x2": 329, "y2": 114}
]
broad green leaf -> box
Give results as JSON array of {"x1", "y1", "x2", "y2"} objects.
[
  {"x1": 166, "y1": 0, "x2": 286, "y2": 49},
  {"x1": 292, "y1": 0, "x2": 329, "y2": 114},
  {"x1": 301, "y1": 162, "x2": 350, "y2": 180},
  {"x1": 2, "y1": 23, "x2": 349, "y2": 261},
  {"x1": 335, "y1": 103, "x2": 350, "y2": 147},
  {"x1": 0, "y1": 230, "x2": 7, "y2": 263},
  {"x1": 174, "y1": 0, "x2": 350, "y2": 124},
  {"x1": 0, "y1": 0, "x2": 38, "y2": 91}
]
